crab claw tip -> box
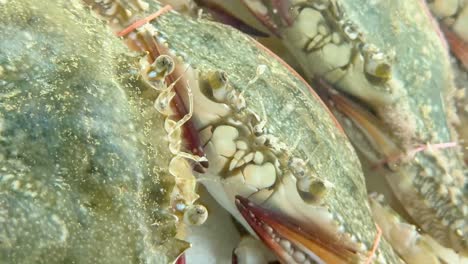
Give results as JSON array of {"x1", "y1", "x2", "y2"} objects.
[{"x1": 235, "y1": 195, "x2": 355, "y2": 264}]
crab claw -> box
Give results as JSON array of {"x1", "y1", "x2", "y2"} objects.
[
  {"x1": 235, "y1": 195, "x2": 359, "y2": 264},
  {"x1": 194, "y1": 0, "x2": 269, "y2": 37},
  {"x1": 314, "y1": 78, "x2": 401, "y2": 165},
  {"x1": 441, "y1": 24, "x2": 468, "y2": 70},
  {"x1": 174, "y1": 253, "x2": 186, "y2": 264},
  {"x1": 240, "y1": 0, "x2": 293, "y2": 37}
]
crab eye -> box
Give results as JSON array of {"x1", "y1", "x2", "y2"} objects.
[
  {"x1": 364, "y1": 52, "x2": 392, "y2": 82},
  {"x1": 183, "y1": 204, "x2": 208, "y2": 226},
  {"x1": 216, "y1": 71, "x2": 228, "y2": 86},
  {"x1": 360, "y1": 44, "x2": 392, "y2": 83},
  {"x1": 145, "y1": 54, "x2": 175, "y2": 83},
  {"x1": 289, "y1": 157, "x2": 307, "y2": 178},
  {"x1": 296, "y1": 177, "x2": 327, "y2": 204},
  {"x1": 155, "y1": 54, "x2": 175, "y2": 74},
  {"x1": 207, "y1": 70, "x2": 228, "y2": 90},
  {"x1": 200, "y1": 70, "x2": 230, "y2": 102}
]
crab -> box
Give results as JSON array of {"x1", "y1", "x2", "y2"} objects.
[
  {"x1": 2, "y1": 0, "x2": 467, "y2": 263},
  {"x1": 99, "y1": 1, "x2": 406, "y2": 262},
  {"x1": 1, "y1": 0, "x2": 408, "y2": 263},
  {"x1": 425, "y1": 0, "x2": 468, "y2": 169},
  {"x1": 178, "y1": 0, "x2": 468, "y2": 261}
]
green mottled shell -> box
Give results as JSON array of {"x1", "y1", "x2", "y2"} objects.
[
  {"x1": 0, "y1": 0, "x2": 186, "y2": 263},
  {"x1": 339, "y1": 0, "x2": 467, "y2": 251},
  {"x1": 138, "y1": 1, "x2": 401, "y2": 262}
]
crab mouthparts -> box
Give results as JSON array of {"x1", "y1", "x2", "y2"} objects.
[
  {"x1": 125, "y1": 30, "x2": 209, "y2": 172},
  {"x1": 167, "y1": 72, "x2": 209, "y2": 171},
  {"x1": 235, "y1": 195, "x2": 352, "y2": 264}
]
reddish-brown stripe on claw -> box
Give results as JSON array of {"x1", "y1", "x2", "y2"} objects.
[
  {"x1": 235, "y1": 195, "x2": 357, "y2": 264},
  {"x1": 175, "y1": 253, "x2": 186, "y2": 264},
  {"x1": 149, "y1": 35, "x2": 209, "y2": 169},
  {"x1": 166, "y1": 70, "x2": 208, "y2": 169},
  {"x1": 442, "y1": 25, "x2": 468, "y2": 70},
  {"x1": 194, "y1": 0, "x2": 269, "y2": 37},
  {"x1": 314, "y1": 78, "x2": 400, "y2": 161}
]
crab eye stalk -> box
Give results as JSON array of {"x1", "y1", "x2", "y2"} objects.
[
  {"x1": 183, "y1": 204, "x2": 208, "y2": 226},
  {"x1": 145, "y1": 54, "x2": 175, "y2": 83},
  {"x1": 207, "y1": 70, "x2": 229, "y2": 101},
  {"x1": 361, "y1": 45, "x2": 392, "y2": 83},
  {"x1": 297, "y1": 178, "x2": 328, "y2": 204}
]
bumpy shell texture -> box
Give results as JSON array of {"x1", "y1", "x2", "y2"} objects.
[{"x1": 0, "y1": 0, "x2": 186, "y2": 263}]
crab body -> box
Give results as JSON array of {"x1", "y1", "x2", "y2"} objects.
[
  {"x1": 0, "y1": 1, "x2": 188, "y2": 262},
  {"x1": 2, "y1": 0, "x2": 466, "y2": 263},
  {"x1": 113, "y1": 1, "x2": 404, "y2": 262},
  {"x1": 1, "y1": 0, "x2": 408, "y2": 262},
  {"x1": 210, "y1": 0, "x2": 468, "y2": 260}
]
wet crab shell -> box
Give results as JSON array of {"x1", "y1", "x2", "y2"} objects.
[
  {"x1": 0, "y1": 0, "x2": 414, "y2": 263},
  {"x1": 214, "y1": 0, "x2": 468, "y2": 256},
  {"x1": 0, "y1": 1, "x2": 187, "y2": 263},
  {"x1": 114, "y1": 1, "x2": 405, "y2": 262}
]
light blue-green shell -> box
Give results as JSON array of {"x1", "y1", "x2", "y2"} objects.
[{"x1": 0, "y1": 1, "x2": 186, "y2": 263}]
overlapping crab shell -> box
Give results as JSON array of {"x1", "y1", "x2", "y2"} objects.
[
  {"x1": 425, "y1": 0, "x2": 468, "y2": 164},
  {"x1": 0, "y1": 0, "x2": 190, "y2": 262},
  {"x1": 313, "y1": 0, "x2": 468, "y2": 254},
  {"x1": 427, "y1": 0, "x2": 468, "y2": 49},
  {"x1": 225, "y1": 0, "x2": 468, "y2": 256},
  {"x1": 100, "y1": 1, "x2": 408, "y2": 262}
]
